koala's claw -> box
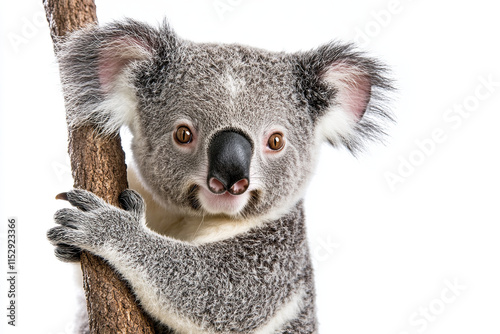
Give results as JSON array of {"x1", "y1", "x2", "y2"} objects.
[
  {"x1": 56, "y1": 189, "x2": 108, "y2": 212},
  {"x1": 55, "y1": 192, "x2": 69, "y2": 201}
]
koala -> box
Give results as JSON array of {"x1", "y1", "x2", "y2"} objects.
[{"x1": 47, "y1": 19, "x2": 392, "y2": 334}]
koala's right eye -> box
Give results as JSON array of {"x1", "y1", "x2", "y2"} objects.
[
  {"x1": 175, "y1": 126, "x2": 193, "y2": 144},
  {"x1": 268, "y1": 132, "x2": 285, "y2": 151}
]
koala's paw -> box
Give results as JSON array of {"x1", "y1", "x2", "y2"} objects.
[{"x1": 47, "y1": 189, "x2": 145, "y2": 261}]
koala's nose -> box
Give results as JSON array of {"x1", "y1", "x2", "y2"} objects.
[{"x1": 207, "y1": 130, "x2": 252, "y2": 195}]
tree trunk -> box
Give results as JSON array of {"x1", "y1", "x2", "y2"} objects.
[{"x1": 43, "y1": 1, "x2": 155, "y2": 333}]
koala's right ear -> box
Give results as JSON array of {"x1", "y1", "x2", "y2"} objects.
[
  {"x1": 56, "y1": 19, "x2": 178, "y2": 135},
  {"x1": 295, "y1": 42, "x2": 394, "y2": 153}
]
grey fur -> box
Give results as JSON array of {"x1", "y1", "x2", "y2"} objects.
[{"x1": 49, "y1": 19, "x2": 392, "y2": 333}]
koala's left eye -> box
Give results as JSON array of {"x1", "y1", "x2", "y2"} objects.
[
  {"x1": 175, "y1": 126, "x2": 193, "y2": 144},
  {"x1": 268, "y1": 133, "x2": 285, "y2": 151}
]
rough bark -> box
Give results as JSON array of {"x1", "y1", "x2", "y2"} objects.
[{"x1": 43, "y1": 1, "x2": 155, "y2": 333}]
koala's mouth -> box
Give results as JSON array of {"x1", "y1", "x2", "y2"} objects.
[{"x1": 188, "y1": 184, "x2": 258, "y2": 217}]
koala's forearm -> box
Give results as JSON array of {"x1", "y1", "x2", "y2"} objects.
[{"x1": 100, "y1": 204, "x2": 311, "y2": 333}]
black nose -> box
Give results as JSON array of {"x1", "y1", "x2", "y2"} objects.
[{"x1": 207, "y1": 130, "x2": 252, "y2": 195}]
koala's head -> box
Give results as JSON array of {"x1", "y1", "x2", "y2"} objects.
[{"x1": 57, "y1": 19, "x2": 392, "y2": 220}]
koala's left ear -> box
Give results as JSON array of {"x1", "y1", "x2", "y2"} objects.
[
  {"x1": 295, "y1": 42, "x2": 393, "y2": 152},
  {"x1": 56, "y1": 19, "x2": 179, "y2": 135}
]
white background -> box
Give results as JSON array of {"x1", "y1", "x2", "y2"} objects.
[{"x1": 1, "y1": 0, "x2": 499, "y2": 333}]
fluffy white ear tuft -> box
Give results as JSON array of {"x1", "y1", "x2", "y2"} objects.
[{"x1": 316, "y1": 104, "x2": 358, "y2": 146}]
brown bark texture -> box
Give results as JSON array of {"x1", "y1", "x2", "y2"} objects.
[{"x1": 43, "y1": 0, "x2": 155, "y2": 333}]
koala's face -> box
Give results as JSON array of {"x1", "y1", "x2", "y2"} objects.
[
  {"x1": 57, "y1": 20, "x2": 391, "y2": 220},
  {"x1": 131, "y1": 44, "x2": 316, "y2": 219}
]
